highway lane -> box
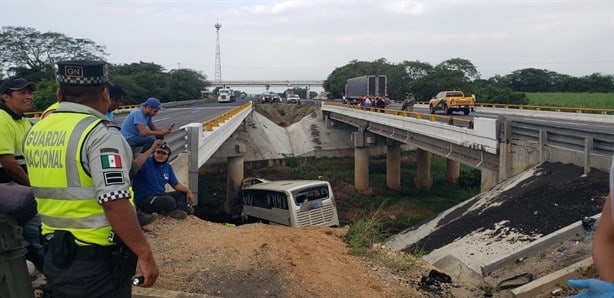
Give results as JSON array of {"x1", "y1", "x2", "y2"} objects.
[
  {"x1": 114, "y1": 100, "x2": 247, "y2": 129},
  {"x1": 116, "y1": 99, "x2": 614, "y2": 139}
]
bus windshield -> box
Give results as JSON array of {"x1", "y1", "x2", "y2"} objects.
[{"x1": 292, "y1": 184, "x2": 330, "y2": 205}]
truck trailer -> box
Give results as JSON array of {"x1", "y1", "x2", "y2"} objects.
[{"x1": 344, "y1": 75, "x2": 387, "y2": 104}]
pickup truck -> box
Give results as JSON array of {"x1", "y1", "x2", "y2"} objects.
[{"x1": 428, "y1": 91, "x2": 475, "y2": 115}]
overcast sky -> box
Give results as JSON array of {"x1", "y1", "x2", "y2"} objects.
[{"x1": 1, "y1": 0, "x2": 613, "y2": 87}]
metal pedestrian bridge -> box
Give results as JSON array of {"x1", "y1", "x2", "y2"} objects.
[{"x1": 208, "y1": 80, "x2": 324, "y2": 88}]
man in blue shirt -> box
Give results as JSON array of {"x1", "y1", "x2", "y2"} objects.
[
  {"x1": 120, "y1": 98, "x2": 171, "y2": 152},
  {"x1": 132, "y1": 141, "x2": 195, "y2": 220}
]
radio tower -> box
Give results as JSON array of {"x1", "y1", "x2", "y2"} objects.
[{"x1": 214, "y1": 22, "x2": 222, "y2": 82}]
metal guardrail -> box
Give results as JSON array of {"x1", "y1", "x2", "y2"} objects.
[
  {"x1": 477, "y1": 103, "x2": 614, "y2": 115},
  {"x1": 324, "y1": 102, "x2": 474, "y2": 128},
  {"x1": 414, "y1": 101, "x2": 614, "y2": 116},
  {"x1": 202, "y1": 101, "x2": 252, "y2": 131},
  {"x1": 507, "y1": 118, "x2": 614, "y2": 157}
]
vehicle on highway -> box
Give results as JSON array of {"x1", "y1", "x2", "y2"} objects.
[
  {"x1": 261, "y1": 92, "x2": 272, "y2": 103},
  {"x1": 236, "y1": 178, "x2": 340, "y2": 227},
  {"x1": 261, "y1": 91, "x2": 281, "y2": 103},
  {"x1": 428, "y1": 90, "x2": 475, "y2": 115},
  {"x1": 287, "y1": 94, "x2": 301, "y2": 104},
  {"x1": 218, "y1": 88, "x2": 235, "y2": 103},
  {"x1": 343, "y1": 75, "x2": 387, "y2": 105}
]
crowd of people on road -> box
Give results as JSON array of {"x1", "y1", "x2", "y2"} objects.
[
  {"x1": 344, "y1": 92, "x2": 417, "y2": 113},
  {"x1": 0, "y1": 60, "x2": 195, "y2": 297}
]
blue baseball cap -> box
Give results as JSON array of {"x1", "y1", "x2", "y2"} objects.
[{"x1": 141, "y1": 97, "x2": 161, "y2": 109}]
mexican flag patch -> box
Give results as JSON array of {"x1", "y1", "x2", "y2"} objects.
[{"x1": 101, "y1": 153, "x2": 123, "y2": 169}]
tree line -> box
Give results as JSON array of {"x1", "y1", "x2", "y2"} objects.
[
  {"x1": 324, "y1": 58, "x2": 614, "y2": 104},
  {"x1": 2, "y1": 26, "x2": 612, "y2": 110},
  {"x1": 0, "y1": 26, "x2": 207, "y2": 111}
]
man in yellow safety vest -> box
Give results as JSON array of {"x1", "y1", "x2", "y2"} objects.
[{"x1": 23, "y1": 60, "x2": 158, "y2": 297}]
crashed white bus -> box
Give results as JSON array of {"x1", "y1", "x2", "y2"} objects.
[{"x1": 238, "y1": 179, "x2": 340, "y2": 227}]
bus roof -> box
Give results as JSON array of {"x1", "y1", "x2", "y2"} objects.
[{"x1": 242, "y1": 180, "x2": 329, "y2": 192}]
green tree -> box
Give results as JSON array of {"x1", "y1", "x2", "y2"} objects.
[
  {"x1": 168, "y1": 69, "x2": 207, "y2": 101},
  {"x1": 0, "y1": 26, "x2": 107, "y2": 80},
  {"x1": 110, "y1": 62, "x2": 169, "y2": 103},
  {"x1": 500, "y1": 68, "x2": 557, "y2": 92},
  {"x1": 32, "y1": 80, "x2": 59, "y2": 111},
  {"x1": 109, "y1": 62, "x2": 208, "y2": 104}
]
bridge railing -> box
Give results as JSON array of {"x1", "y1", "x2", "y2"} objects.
[
  {"x1": 414, "y1": 101, "x2": 614, "y2": 115},
  {"x1": 508, "y1": 118, "x2": 614, "y2": 157},
  {"x1": 197, "y1": 101, "x2": 253, "y2": 167},
  {"x1": 323, "y1": 102, "x2": 474, "y2": 127},
  {"x1": 322, "y1": 102, "x2": 498, "y2": 155}
]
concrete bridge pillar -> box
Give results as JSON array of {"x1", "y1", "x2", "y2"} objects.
[
  {"x1": 414, "y1": 149, "x2": 433, "y2": 190},
  {"x1": 480, "y1": 168, "x2": 498, "y2": 192},
  {"x1": 224, "y1": 155, "x2": 244, "y2": 214},
  {"x1": 355, "y1": 147, "x2": 370, "y2": 191},
  {"x1": 386, "y1": 142, "x2": 401, "y2": 190},
  {"x1": 445, "y1": 159, "x2": 460, "y2": 184}
]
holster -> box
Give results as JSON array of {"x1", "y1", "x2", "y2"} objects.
[
  {"x1": 111, "y1": 237, "x2": 138, "y2": 287},
  {"x1": 47, "y1": 230, "x2": 75, "y2": 269}
]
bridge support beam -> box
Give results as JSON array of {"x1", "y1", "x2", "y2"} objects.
[
  {"x1": 480, "y1": 168, "x2": 498, "y2": 192},
  {"x1": 386, "y1": 142, "x2": 401, "y2": 190},
  {"x1": 225, "y1": 155, "x2": 244, "y2": 215},
  {"x1": 414, "y1": 149, "x2": 433, "y2": 190},
  {"x1": 445, "y1": 159, "x2": 460, "y2": 184},
  {"x1": 355, "y1": 147, "x2": 370, "y2": 191}
]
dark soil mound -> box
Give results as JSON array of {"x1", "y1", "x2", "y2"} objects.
[{"x1": 405, "y1": 162, "x2": 608, "y2": 254}]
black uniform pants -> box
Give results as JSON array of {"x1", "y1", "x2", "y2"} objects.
[
  {"x1": 137, "y1": 191, "x2": 190, "y2": 214},
  {"x1": 43, "y1": 249, "x2": 132, "y2": 298}
]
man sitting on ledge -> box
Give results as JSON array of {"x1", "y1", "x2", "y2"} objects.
[
  {"x1": 132, "y1": 140, "x2": 195, "y2": 220},
  {"x1": 120, "y1": 98, "x2": 171, "y2": 153}
]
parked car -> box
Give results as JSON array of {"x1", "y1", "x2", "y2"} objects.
[
  {"x1": 272, "y1": 93, "x2": 281, "y2": 103},
  {"x1": 262, "y1": 93, "x2": 272, "y2": 103},
  {"x1": 287, "y1": 94, "x2": 301, "y2": 104}
]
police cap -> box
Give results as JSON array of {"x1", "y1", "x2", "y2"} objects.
[{"x1": 56, "y1": 60, "x2": 109, "y2": 86}]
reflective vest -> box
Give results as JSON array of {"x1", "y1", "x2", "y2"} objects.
[
  {"x1": 40, "y1": 101, "x2": 60, "y2": 119},
  {"x1": 24, "y1": 112, "x2": 114, "y2": 246}
]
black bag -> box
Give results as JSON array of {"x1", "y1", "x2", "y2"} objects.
[{"x1": 48, "y1": 230, "x2": 75, "y2": 269}]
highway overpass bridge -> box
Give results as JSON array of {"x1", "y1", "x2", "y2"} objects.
[
  {"x1": 208, "y1": 80, "x2": 324, "y2": 88},
  {"x1": 161, "y1": 101, "x2": 614, "y2": 215}
]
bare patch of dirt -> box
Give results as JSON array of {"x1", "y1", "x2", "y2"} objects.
[
  {"x1": 141, "y1": 217, "x2": 440, "y2": 297},
  {"x1": 254, "y1": 104, "x2": 316, "y2": 127}
]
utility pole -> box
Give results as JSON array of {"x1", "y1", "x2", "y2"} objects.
[{"x1": 214, "y1": 22, "x2": 222, "y2": 82}]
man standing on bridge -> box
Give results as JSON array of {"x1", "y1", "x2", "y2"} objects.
[
  {"x1": 120, "y1": 97, "x2": 171, "y2": 152},
  {"x1": 402, "y1": 93, "x2": 416, "y2": 112}
]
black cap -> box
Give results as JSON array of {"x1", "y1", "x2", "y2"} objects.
[
  {"x1": 108, "y1": 83, "x2": 126, "y2": 99},
  {"x1": 0, "y1": 77, "x2": 36, "y2": 94},
  {"x1": 56, "y1": 60, "x2": 108, "y2": 86}
]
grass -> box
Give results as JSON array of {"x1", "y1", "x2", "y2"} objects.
[{"x1": 526, "y1": 92, "x2": 614, "y2": 109}]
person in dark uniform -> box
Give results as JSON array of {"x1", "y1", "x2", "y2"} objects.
[{"x1": 23, "y1": 60, "x2": 159, "y2": 297}]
